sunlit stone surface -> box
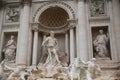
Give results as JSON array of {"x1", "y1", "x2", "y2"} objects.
[{"x1": 0, "y1": 0, "x2": 120, "y2": 80}]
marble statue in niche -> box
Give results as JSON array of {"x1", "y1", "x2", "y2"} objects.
[
  {"x1": 5, "y1": 6, "x2": 19, "y2": 23},
  {"x1": 90, "y1": 0, "x2": 106, "y2": 17},
  {"x1": 38, "y1": 31, "x2": 68, "y2": 77},
  {"x1": 41, "y1": 31, "x2": 60, "y2": 66},
  {"x1": 93, "y1": 29, "x2": 109, "y2": 58},
  {"x1": 2, "y1": 35, "x2": 16, "y2": 62}
]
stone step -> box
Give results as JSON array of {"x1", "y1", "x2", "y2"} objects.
[{"x1": 96, "y1": 58, "x2": 119, "y2": 69}]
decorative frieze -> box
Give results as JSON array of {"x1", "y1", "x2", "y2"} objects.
[
  {"x1": 89, "y1": 0, "x2": 107, "y2": 17},
  {"x1": 33, "y1": 1, "x2": 75, "y2": 21},
  {"x1": 5, "y1": 5, "x2": 20, "y2": 23}
]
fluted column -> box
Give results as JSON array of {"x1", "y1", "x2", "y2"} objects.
[
  {"x1": 70, "y1": 27, "x2": 74, "y2": 63},
  {"x1": 16, "y1": 1, "x2": 30, "y2": 64},
  {"x1": 77, "y1": 0, "x2": 88, "y2": 61},
  {"x1": 68, "y1": 19, "x2": 76, "y2": 63},
  {"x1": 0, "y1": 7, "x2": 4, "y2": 61},
  {"x1": 65, "y1": 31, "x2": 69, "y2": 55},
  {"x1": 42, "y1": 33, "x2": 47, "y2": 54},
  {"x1": 32, "y1": 29, "x2": 38, "y2": 65}
]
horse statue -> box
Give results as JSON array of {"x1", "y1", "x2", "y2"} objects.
[
  {"x1": 0, "y1": 60, "x2": 5, "y2": 77},
  {"x1": 68, "y1": 58, "x2": 81, "y2": 80}
]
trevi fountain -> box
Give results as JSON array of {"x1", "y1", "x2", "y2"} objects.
[{"x1": 0, "y1": 0, "x2": 120, "y2": 80}]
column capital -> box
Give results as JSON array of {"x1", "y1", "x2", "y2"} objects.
[
  {"x1": 32, "y1": 22, "x2": 39, "y2": 31},
  {"x1": 67, "y1": 19, "x2": 77, "y2": 29}
]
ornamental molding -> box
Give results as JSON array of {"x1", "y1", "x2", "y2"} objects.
[
  {"x1": 33, "y1": 1, "x2": 75, "y2": 22},
  {"x1": 67, "y1": 19, "x2": 77, "y2": 29},
  {"x1": 33, "y1": 1, "x2": 75, "y2": 33},
  {"x1": 2, "y1": 25, "x2": 19, "y2": 31},
  {"x1": 31, "y1": 22, "x2": 39, "y2": 31}
]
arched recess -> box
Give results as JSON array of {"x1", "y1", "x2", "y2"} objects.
[
  {"x1": 32, "y1": 2, "x2": 75, "y2": 64},
  {"x1": 33, "y1": 2, "x2": 75, "y2": 23}
]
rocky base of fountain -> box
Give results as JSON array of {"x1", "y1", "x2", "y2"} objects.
[{"x1": 0, "y1": 58, "x2": 120, "y2": 80}]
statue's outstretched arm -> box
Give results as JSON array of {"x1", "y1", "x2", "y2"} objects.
[
  {"x1": 42, "y1": 37, "x2": 49, "y2": 46},
  {"x1": 4, "y1": 64, "x2": 16, "y2": 71}
]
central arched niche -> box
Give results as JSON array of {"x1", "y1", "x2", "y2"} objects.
[
  {"x1": 37, "y1": 7, "x2": 70, "y2": 63},
  {"x1": 39, "y1": 7, "x2": 69, "y2": 31}
]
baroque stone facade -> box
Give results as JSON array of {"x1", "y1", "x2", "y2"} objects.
[{"x1": 0, "y1": 0, "x2": 120, "y2": 79}]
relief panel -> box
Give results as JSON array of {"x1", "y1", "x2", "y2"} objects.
[
  {"x1": 5, "y1": 5, "x2": 20, "y2": 23},
  {"x1": 89, "y1": 0, "x2": 107, "y2": 17}
]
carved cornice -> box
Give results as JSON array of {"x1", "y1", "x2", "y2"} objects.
[{"x1": 33, "y1": 1, "x2": 75, "y2": 21}]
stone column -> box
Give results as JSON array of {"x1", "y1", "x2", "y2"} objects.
[
  {"x1": 27, "y1": 27, "x2": 33, "y2": 66},
  {"x1": 16, "y1": 1, "x2": 30, "y2": 64},
  {"x1": 68, "y1": 19, "x2": 76, "y2": 63},
  {"x1": 69, "y1": 27, "x2": 74, "y2": 63},
  {"x1": 0, "y1": 6, "x2": 4, "y2": 61},
  {"x1": 77, "y1": 0, "x2": 88, "y2": 61},
  {"x1": 32, "y1": 27, "x2": 39, "y2": 65},
  {"x1": 42, "y1": 33, "x2": 46, "y2": 55},
  {"x1": 112, "y1": 0, "x2": 120, "y2": 61},
  {"x1": 65, "y1": 31, "x2": 69, "y2": 55}
]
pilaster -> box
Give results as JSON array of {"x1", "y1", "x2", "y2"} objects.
[
  {"x1": 112, "y1": 0, "x2": 120, "y2": 61},
  {"x1": 16, "y1": 1, "x2": 30, "y2": 65},
  {"x1": 68, "y1": 19, "x2": 76, "y2": 63},
  {"x1": 77, "y1": 0, "x2": 88, "y2": 61}
]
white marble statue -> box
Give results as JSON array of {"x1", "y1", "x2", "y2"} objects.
[
  {"x1": 2, "y1": 35, "x2": 16, "y2": 62},
  {"x1": 37, "y1": 31, "x2": 68, "y2": 78},
  {"x1": 68, "y1": 58, "x2": 101, "y2": 80},
  {"x1": 5, "y1": 64, "x2": 23, "y2": 79},
  {"x1": 69, "y1": 58, "x2": 81, "y2": 80},
  {"x1": 0, "y1": 60, "x2": 12, "y2": 80},
  {"x1": 93, "y1": 30, "x2": 109, "y2": 58},
  {"x1": 0, "y1": 60, "x2": 5, "y2": 77},
  {"x1": 86, "y1": 58, "x2": 101, "y2": 79},
  {"x1": 19, "y1": 70, "x2": 30, "y2": 80},
  {"x1": 42, "y1": 31, "x2": 60, "y2": 66}
]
